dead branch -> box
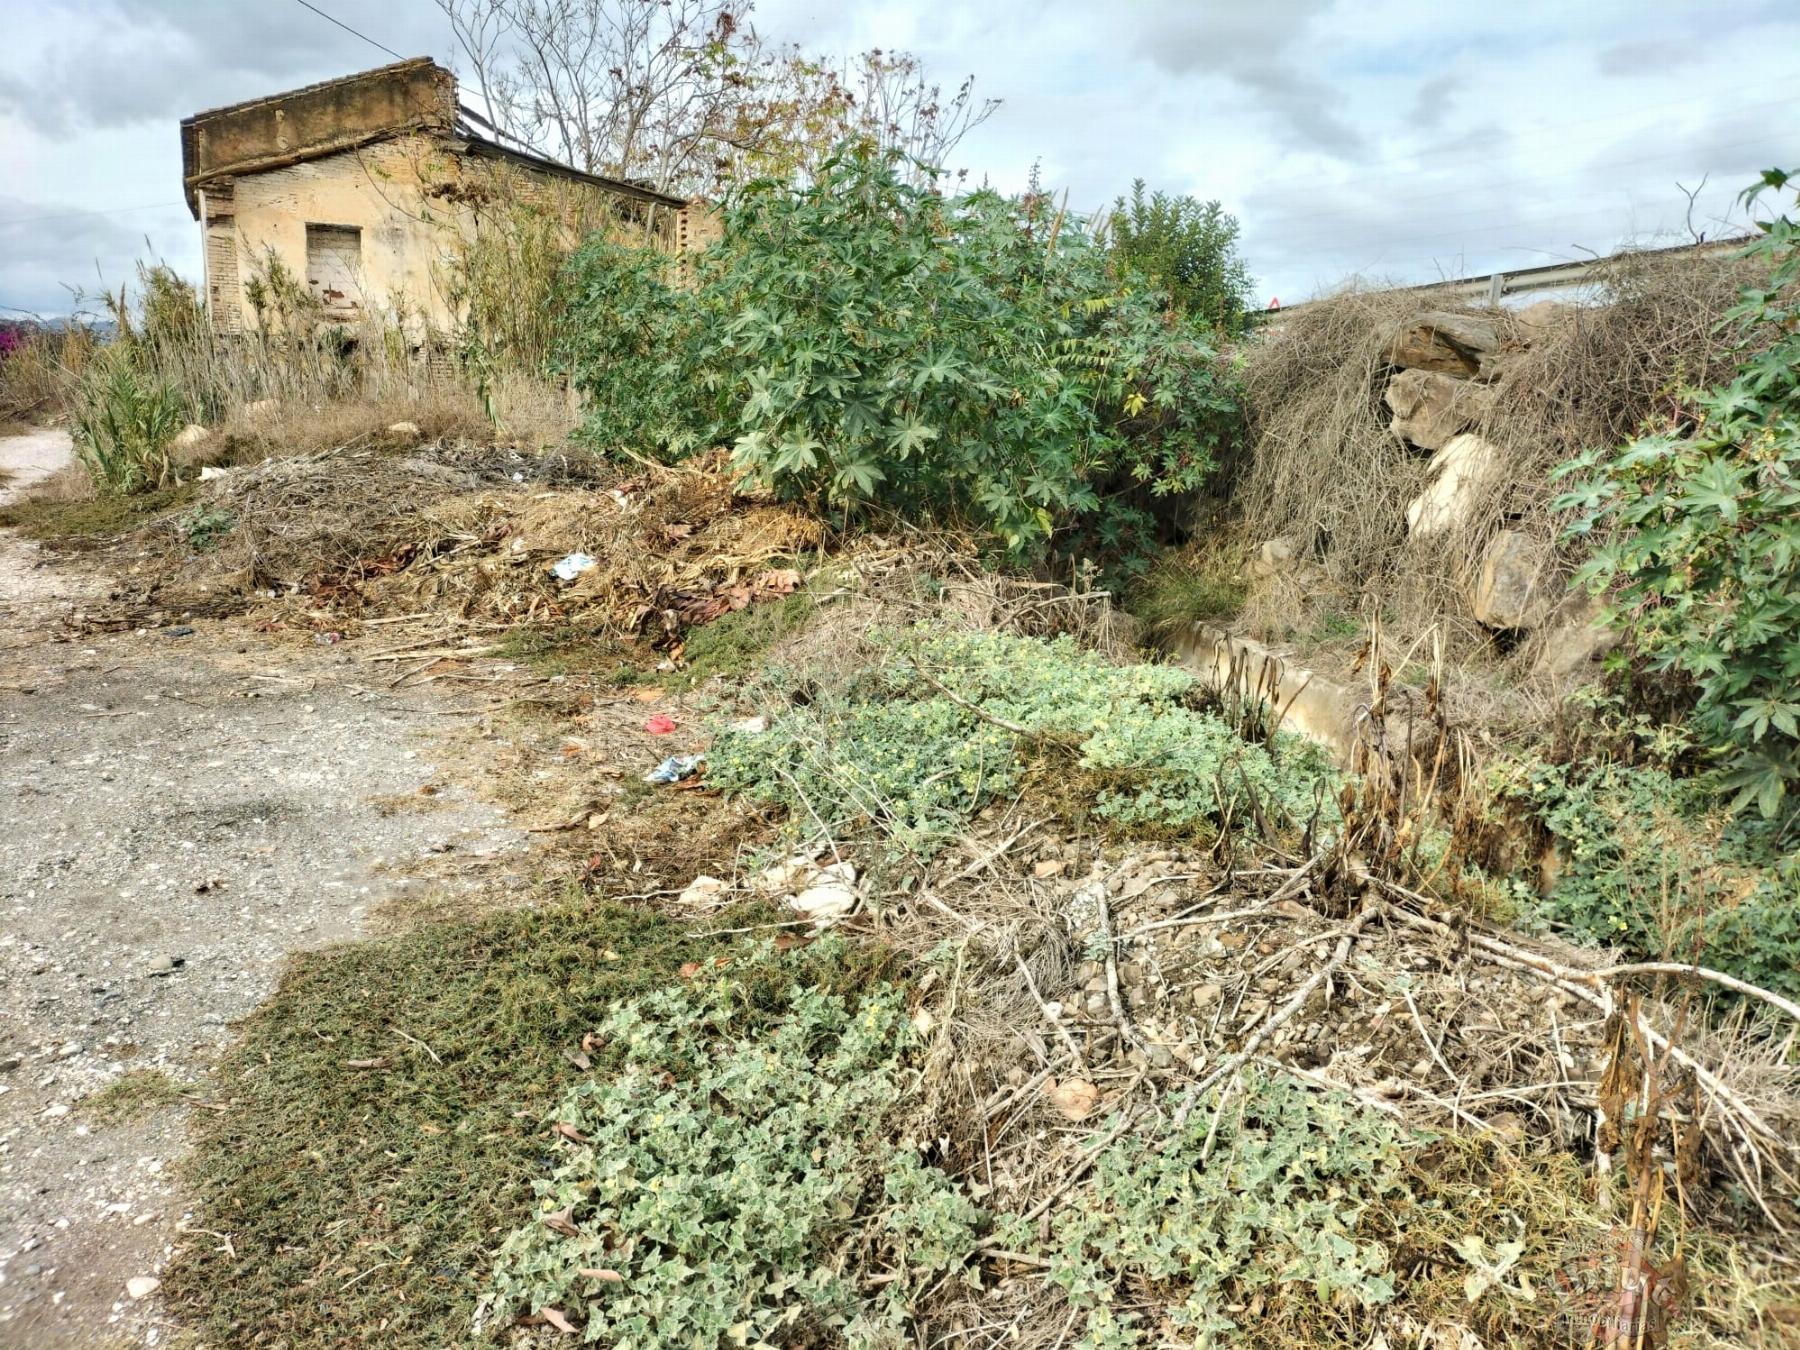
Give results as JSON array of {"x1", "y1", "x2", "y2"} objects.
[{"x1": 1173, "y1": 901, "x2": 1377, "y2": 1129}]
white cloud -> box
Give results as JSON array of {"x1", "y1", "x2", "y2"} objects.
[{"x1": 1, "y1": 0, "x2": 1794, "y2": 315}]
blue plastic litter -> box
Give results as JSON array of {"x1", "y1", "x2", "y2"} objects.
[{"x1": 644, "y1": 753, "x2": 704, "y2": 785}]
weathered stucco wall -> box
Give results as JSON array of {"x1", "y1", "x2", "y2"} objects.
[
  {"x1": 203, "y1": 135, "x2": 679, "y2": 338},
  {"x1": 205, "y1": 137, "x2": 454, "y2": 334}
]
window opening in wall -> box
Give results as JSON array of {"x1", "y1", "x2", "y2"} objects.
[{"x1": 304, "y1": 224, "x2": 363, "y2": 318}]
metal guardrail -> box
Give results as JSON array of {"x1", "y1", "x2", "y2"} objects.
[{"x1": 1257, "y1": 236, "x2": 1748, "y2": 321}]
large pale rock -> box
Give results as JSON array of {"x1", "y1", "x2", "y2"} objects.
[
  {"x1": 1533, "y1": 597, "x2": 1618, "y2": 681},
  {"x1": 1470, "y1": 530, "x2": 1551, "y2": 629},
  {"x1": 1387, "y1": 311, "x2": 1501, "y2": 376},
  {"x1": 1405, "y1": 433, "x2": 1504, "y2": 537},
  {"x1": 1178, "y1": 623, "x2": 1442, "y2": 769},
  {"x1": 172, "y1": 423, "x2": 211, "y2": 451},
  {"x1": 1249, "y1": 535, "x2": 1297, "y2": 579},
  {"x1": 1384, "y1": 369, "x2": 1494, "y2": 450}
]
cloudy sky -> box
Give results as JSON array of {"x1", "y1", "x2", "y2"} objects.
[{"x1": 2, "y1": 0, "x2": 1794, "y2": 318}]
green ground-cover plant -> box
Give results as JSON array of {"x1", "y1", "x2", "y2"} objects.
[
  {"x1": 1556, "y1": 167, "x2": 1800, "y2": 833},
  {"x1": 163, "y1": 898, "x2": 892, "y2": 1346},
  {"x1": 560, "y1": 148, "x2": 1243, "y2": 568},
  {"x1": 1106, "y1": 179, "x2": 1254, "y2": 334},
  {"x1": 1024, "y1": 1073, "x2": 1409, "y2": 1347},
  {"x1": 1491, "y1": 754, "x2": 1800, "y2": 999},
  {"x1": 177, "y1": 501, "x2": 236, "y2": 552},
  {"x1": 478, "y1": 937, "x2": 979, "y2": 1345},
  {"x1": 0, "y1": 481, "x2": 195, "y2": 542},
  {"x1": 708, "y1": 629, "x2": 1339, "y2": 858}
]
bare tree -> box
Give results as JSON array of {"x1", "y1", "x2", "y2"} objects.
[
  {"x1": 439, "y1": 0, "x2": 998, "y2": 195},
  {"x1": 724, "y1": 46, "x2": 999, "y2": 187},
  {"x1": 842, "y1": 49, "x2": 999, "y2": 183},
  {"x1": 438, "y1": 0, "x2": 766, "y2": 193}
]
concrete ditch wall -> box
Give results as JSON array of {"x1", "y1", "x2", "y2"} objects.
[{"x1": 1172, "y1": 622, "x2": 1442, "y2": 771}]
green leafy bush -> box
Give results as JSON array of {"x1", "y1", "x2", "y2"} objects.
[
  {"x1": 1492, "y1": 756, "x2": 1800, "y2": 998},
  {"x1": 1556, "y1": 168, "x2": 1800, "y2": 829},
  {"x1": 708, "y1": 630, "x2": 1339, "y2": 857},
  {"x1": 1027, "y1": 1073, "x2": 1407, "y2": 1347},
  {"x1": 560, "y1": 148, "x2": 1243, "y2": 565},
  {"x1": 70, "y1": 345, "x2": 186, "y2": 494},
  {"x1": 1107, "y1": 179, "x2": 1254, "y2": 333},
  {"x1": 556, "y1": 237, "x2": 702, "y2": 455},
  {"x1": 478, "y1": 939, "x2": 979, "y2": 1345}
]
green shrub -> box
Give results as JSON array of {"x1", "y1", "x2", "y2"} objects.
[
  {"x1": 707, "y1": 630, "x2": 1339, "y2": 857},
  {"x1": 1107, "y1": 180, "x2": 1254, "y2": 333},
  {"x1": 70, "y1": 346, "x2": 186, "y2": 494},
  {"x1": 478, "y1": 938, "x2": 979, "y2": 1345},
  {"x1": 556, "y1": 237, "x2": 701, "y2": 455},
  {"x1": 560, "y1": 148, "x2": 1244, "y2": 567},
  {"x1": 1556, "y1": 168, "x2": 1800, "y2": 830}
]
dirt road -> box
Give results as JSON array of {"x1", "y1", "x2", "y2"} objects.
[{"x1": 0, "y1": 431, "x2": 529, "y2": 1345}]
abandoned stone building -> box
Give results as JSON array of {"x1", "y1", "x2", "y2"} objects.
[{"x1": 180, "y1": 58, "x2": 714, "y2": 337}]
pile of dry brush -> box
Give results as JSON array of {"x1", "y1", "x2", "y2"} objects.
[
  {"x1": 1235, "y1": 248, "x2": 1762, "y2": 660},
  {"x1": 136, "y1": 441, "x2": 830, "y2": 649}
]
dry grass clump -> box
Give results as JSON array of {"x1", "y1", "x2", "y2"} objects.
[
  {"x1": 1235, "y1": 247, "x2": 1765, "y2": 658},
  {"x1": 202, "y1": 387, "x2": 502, "y2": 466},
  {"x1": 1237, "y1": 286, "x2": 1430, "y2": 607},
  {"x1": 16, "y1": 261, "x2": 575, "y2": 458},
  {"x1": 0, "y1": 323, "x2": 97, "y2": 428}
]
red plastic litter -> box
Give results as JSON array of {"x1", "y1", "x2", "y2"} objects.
[{"x1": 643, "y1": 714, "x2": 678, "y2": 735}]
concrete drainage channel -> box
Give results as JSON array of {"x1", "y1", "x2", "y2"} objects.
[{"x1": 1170, "y1": 622, "x2": 1440, "y2": 768}]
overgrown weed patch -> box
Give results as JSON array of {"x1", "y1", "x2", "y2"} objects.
[
  {"x1": 0, "y1": 481, "x2": 194, "y2": 542},
  {"x1": 668, "y1": 588, "x2": 814, "y2": 687},
  {"x1": 709, "y1": 629, "x2": 1341, "y2": 860},
  {"x1": 1487, "y1": 754, "x2": 1800, "y2": 999},
  {"x1": 1125, "y1": 542, "x2": 1249, "y2": 638},
  {"x1": 164, "y1": 896, "x2": 886, "y2": 1346}
]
